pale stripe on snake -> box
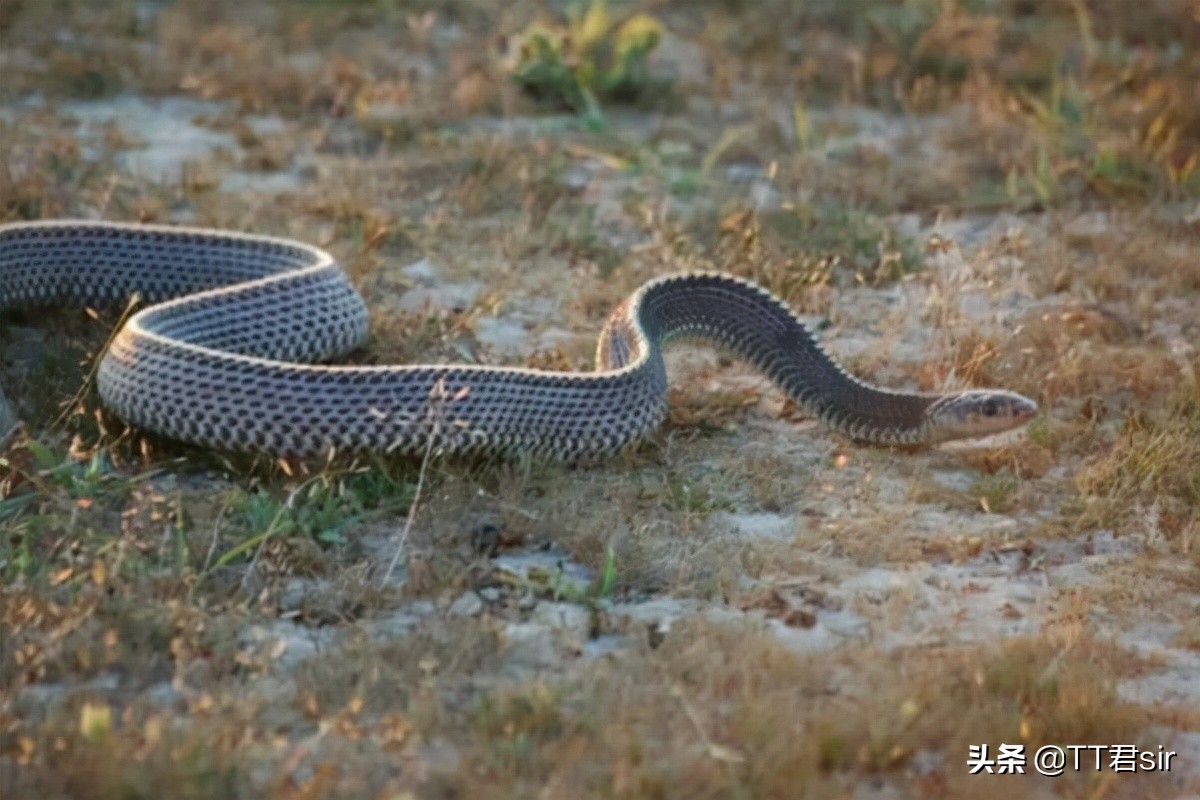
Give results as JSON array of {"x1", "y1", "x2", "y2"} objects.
[{"x1": 0, "y1": 220, "x2": 1037, "y2": 460}]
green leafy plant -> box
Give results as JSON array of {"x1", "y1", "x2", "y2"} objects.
[
  {"x1": 508, "y1": 0, "x2": 667, "y2": 130},
  {"x1": 21, "y1": 438, "x2": 132, "y2": 502},
  {"x1": 215, "y1": 470, "x2": 415, "y2": 567}
]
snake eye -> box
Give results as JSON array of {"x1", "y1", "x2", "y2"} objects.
[{"x1": 982, "y1": 399, "x2": 999, "y2": 417}]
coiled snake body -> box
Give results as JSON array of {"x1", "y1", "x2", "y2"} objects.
[{"x1": 0, "y1": 221, "x2": 1037, "y2": 460}]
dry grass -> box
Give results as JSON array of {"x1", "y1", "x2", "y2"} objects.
[
  {"x1": 4, "y1": 615, "x2": 1170, "y2": 800},
  {"x1": 1075, "y1": 382, "x2": 1200, "y2": 538}
]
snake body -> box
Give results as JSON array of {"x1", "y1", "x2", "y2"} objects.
[{"x1": 0, "y1": 221, "x2": 1037, "y2": 460}]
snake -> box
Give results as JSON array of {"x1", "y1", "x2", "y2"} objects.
[{"x1": 0, "y1": 220, "x2": 1038, "y2": 461}]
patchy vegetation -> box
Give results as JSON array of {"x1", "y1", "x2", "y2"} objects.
[
  {"x1": 3, "y1": 0, "x2": 1200, "y2": 797},
  {"x1": 509, "y1": 0, "x2": 669, "y2": 128}
]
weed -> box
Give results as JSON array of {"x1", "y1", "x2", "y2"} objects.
[
  {"x1": 215, "y1": 468, "x2": 416, "y2": 568},
  {"x1": 544, "y1": 543, "x2": 619, "y2": 608},
  {"x1": 1075, "y1": 381, "x2": 1200, "y2": 532},
  {"x1": 508, "y1": 0, "x2": 668, "y2": 129},
  {"x1": 972, "y1": 469, "x2": 1020, "y2": 514},
  {"x1": 757, "y1": 202, "x2": 921, "y2": 285}
]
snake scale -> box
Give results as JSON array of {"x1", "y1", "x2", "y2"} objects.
[{"x1": 0, "y1": 220, "x2": 1037, "y2": 460}]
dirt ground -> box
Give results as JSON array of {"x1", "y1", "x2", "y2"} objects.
[{"x1": 4, "y1": 1, "x2": 1200, "y2": 798}]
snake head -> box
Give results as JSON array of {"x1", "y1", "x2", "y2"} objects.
[{"x1": 924, "y1": 390, "x2": 1039, "y2": 443}]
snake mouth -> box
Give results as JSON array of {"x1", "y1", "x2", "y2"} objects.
[{"x1": 1013, "y1": 403, "x2": 1040, "y2": 423}]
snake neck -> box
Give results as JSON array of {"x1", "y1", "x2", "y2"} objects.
[
  {"x1": 622, "y1": 274, "x2": 939, "y2": 446},
  {"x1": 766, "y1": 322, "x2": 939, "y2": 445}
]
